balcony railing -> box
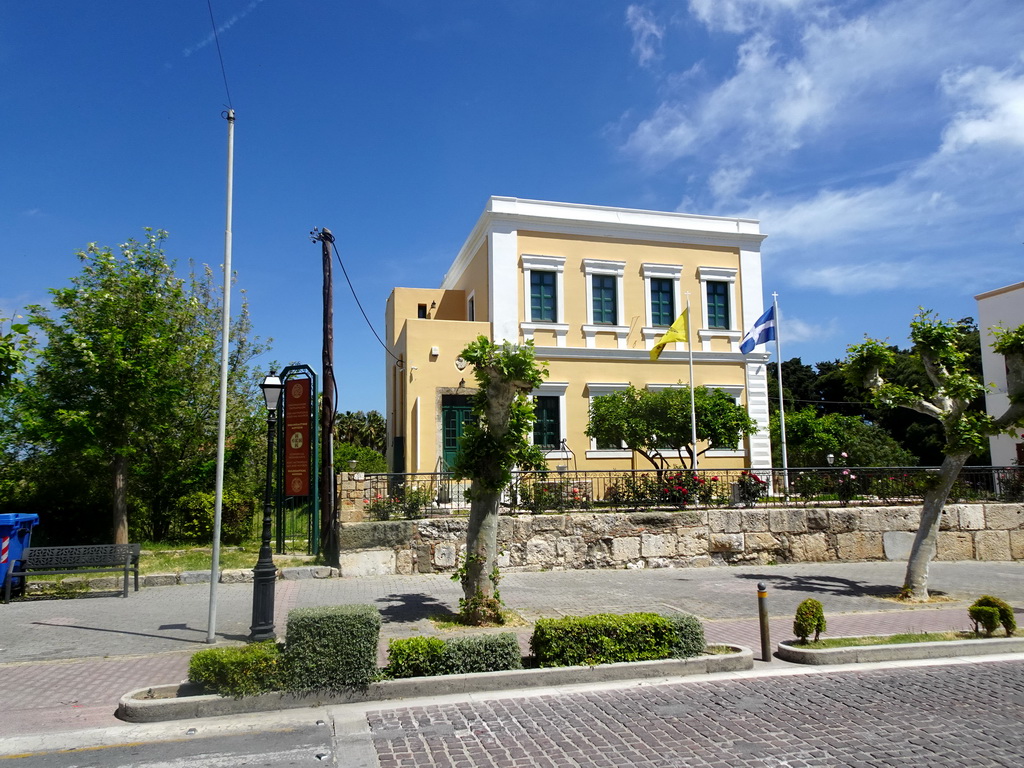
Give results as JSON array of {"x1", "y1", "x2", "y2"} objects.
[{"x1": 354, "y1": 465, "x2": 1024, "y2": 521}]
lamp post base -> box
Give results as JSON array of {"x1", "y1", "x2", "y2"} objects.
[{"x1": 249, "y1": 556, "x2": 277, "y2": 642}]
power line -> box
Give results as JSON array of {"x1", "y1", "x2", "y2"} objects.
[
  {"x1": 206, "y1": 0, "x2": 234, "y2": 108},
  {"x1": 323, "y1": 234, "x2": 402, "y2": 365}
]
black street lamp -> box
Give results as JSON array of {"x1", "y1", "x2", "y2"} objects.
[{"x1": 250, "y1": 370, "x2": 284, "y2": 642}]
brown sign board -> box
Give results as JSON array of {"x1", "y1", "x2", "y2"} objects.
[{"x1": 283, "y1": 377, "x2": 311, "y2": 497}]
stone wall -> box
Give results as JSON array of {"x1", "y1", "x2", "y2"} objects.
[{"x1": 338, "y1": 503, "x2": 1024, "y2": 577}]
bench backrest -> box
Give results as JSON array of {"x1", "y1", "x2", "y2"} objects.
[{"x1": 22, "y1": 544, "x2": 140, "y2": 569}]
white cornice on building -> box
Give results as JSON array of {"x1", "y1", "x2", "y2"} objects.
[{"x1": 442, "y1": 196, "x2": 767, "y2": 290}]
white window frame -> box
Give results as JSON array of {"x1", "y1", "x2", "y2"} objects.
[
  {"x1": 698, "y1": 266, "x2": 742, "y2": 350},
  {"x1": 703, "y1": 384, "x2": 747, "y2": 458},
  {"x1": 530, "y1": 382, "x2": 569, "y2": 459},
  {"x1": 521, "y1": 254, "x2": 569, "y2": 346},
  {"x1": 467, "y1": 290, "x2": 476, "y2": 322},
  {"x1": 641, "y1": 263, "x2": 683, "y2": 348},
  {"x1": 582, "y1": 259, "x2": 629, "y2": 349},
  {"x1": 584, "y1": 382, "x2": 632, "y2": 459}
]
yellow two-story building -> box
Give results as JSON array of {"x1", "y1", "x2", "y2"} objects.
[{"x1": 385, "y1": 197, "x2": 772, "y2": 475}]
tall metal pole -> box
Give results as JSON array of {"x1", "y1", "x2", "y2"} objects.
[
  {"x1": 206, "y1": 108, "x2": 235, "y2": 644},
  {"x1": 686, "y1": 293, "x2": 698, "y2": 470},
  {"x1": 774, "y1": 293, "x2": 789, "y2": 495}
]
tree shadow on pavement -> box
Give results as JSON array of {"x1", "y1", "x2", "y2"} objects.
[
  {"x1": 735, "y1": 572, "x2": 946, "y2": 599},
  {"x1": 376, "y1": 592, "x2": 459, "y2": 624},
  {"x1": 27, "y1": 619, "x2": 248, "y2": 643}
]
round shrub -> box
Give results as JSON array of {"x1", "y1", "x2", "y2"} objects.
[
  {"x1": 793, "y1": 598, "x2": 826, "y2": 643},
  {"x1": 969, "y1": 605, "x2": 1002, "y2": 637},
  {"x1": 971, "y1": 595, "x2": 1016, "y2": 636}
]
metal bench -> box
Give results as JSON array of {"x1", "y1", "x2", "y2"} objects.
[{"x1": 2, "y1": 543, "x2": 141, "y2": 603}]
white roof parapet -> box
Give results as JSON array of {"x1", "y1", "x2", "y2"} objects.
[{"x1": 442, "y1": 196, "x2": 766, "y2": 289}]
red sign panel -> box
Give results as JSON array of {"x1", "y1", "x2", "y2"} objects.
[{"x1": 283, "y1": 377, "x2": 311, "y2": 497}]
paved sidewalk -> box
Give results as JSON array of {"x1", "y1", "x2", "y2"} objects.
[{"x1": 1, "y1": 560, "x2": 1021, "y2": 738}]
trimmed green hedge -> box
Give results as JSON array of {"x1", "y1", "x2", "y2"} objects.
[
  {"x1": 188, "y1": 641, "x2": 283, "y2": 698},
  {"x1": 386, "y1": 633, "x2": 523, "y2": 679},
  {"x1": 284, "y1": 604, "x2": 381, "y2": 692},
  {"x1": 666, "y1": 612, "x2": 706, "y2": 658},
  {"x1": 386, "y1": 636, "x2": 448, "y2": 678},
  {"x1": 531, "y1": 612, "x2": 679, "y2": 668}
]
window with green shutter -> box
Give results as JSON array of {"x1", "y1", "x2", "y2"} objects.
[
  {"x1": 706, "y1": 281, "x2": 729, "y2": 329},
  {"x1": 650, "y1": 278, "x2": 674, "y2": 326},
  {"x1": 592, "y1": 275, "x2": 617, "y2": 324},
  {"x1": 531, "y1": 271, "x2": 556, "y2": 323}
]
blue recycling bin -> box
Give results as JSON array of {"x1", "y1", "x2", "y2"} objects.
[{"x1": 1, "y1": 513, "x2": 40, "y2": 598}]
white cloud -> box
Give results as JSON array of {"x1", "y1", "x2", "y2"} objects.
[
  {"x1": 626, "y1": 5, "x2": 664, "y2": 68},
  {"x1": 778, "y1": 314, "x2": 838, "y2": 344},
  {"x1": 688, "y1": 0, "x2": 821, "y2": 35},
  {"x1": 940, "y1": 65, "x2": 1024, "y2": 153},
  {"x1": 624, "y1": 1, "x2": 1024, "y2": 169},
  {"x1": 709, "y1": 166, "x2": 753, "y2": 202}
]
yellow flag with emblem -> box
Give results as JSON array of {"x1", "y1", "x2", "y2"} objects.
[{"x1": 649, "y1": 309, "x2": 689, "y2": 361}]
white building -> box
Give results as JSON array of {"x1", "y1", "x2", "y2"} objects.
[{"x1": 975, "y1": 280, "x2": 1024, "y2": 466}]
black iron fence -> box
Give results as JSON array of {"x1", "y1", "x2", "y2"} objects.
[{"x1": 357, "y1": 465, "x2": 1024, "y2": 521}]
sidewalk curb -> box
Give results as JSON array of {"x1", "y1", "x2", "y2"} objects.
[
  {"x1": 117, "y1": 645, "x2": 754, "y2": 723},
  {"x1": 776, "y1": 635, "x2": 1024, "y2": 665}
]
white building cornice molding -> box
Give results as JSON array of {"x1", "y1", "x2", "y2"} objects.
[{"x1": 442, "y1": 196, "x2": 766, "y2": 290}]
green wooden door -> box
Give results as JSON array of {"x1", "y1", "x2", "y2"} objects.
[{"x1": 441, "y1": 395, "x2": 473, "y2": 470}]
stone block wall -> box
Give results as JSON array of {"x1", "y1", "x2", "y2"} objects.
[
  {"x1": 337, "y1": 503, "x2": 1024, "y2": 577},
  {"x1": 338, "y1": 471, "x2": 367, "y2": 523}
]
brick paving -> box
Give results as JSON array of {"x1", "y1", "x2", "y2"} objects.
[{"x1": 367, "y1": 659, "x2": 1024, "y2": 767}]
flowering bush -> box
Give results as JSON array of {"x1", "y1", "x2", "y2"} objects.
[
  {"x1": 836, "y1": 469, "x2": 858, "y2": 506},
  {"x1": 364, "y1": 484, "x2": 436, "y2": 520},
  {"x1": 736, "y1": 471, "x2": 767, "y2": 506}
]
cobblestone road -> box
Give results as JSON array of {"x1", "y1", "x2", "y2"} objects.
[{"x1": 367, "y1": 659, "x2": 1024, "y2": 767}]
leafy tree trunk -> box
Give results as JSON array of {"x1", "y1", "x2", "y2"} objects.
[
  {"x1": 848, "y1": 312, "x2": 1024, "y2": 600},
  {"x1": 462, "y1": 377, "x2": 517, "y2": 621},
  {"x1": 902, "y1": 450, "x2": 969, "y2": 600},
  {"x1": 112, "y1": 454, "x2": 129, "y2": 544},
  {"x1": 463, "y1": 488, "x2": 501, "y2": 617},
  {"x1": 451, "y1": 337, "x2": 547, "y2": 625}
]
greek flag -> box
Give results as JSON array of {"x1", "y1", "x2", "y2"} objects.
[{"x1": 740, "y1": 306, "x2": 776, "y2": 354}]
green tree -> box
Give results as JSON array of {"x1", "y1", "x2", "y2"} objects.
[
  {"x1": 585, "y1": 385, "x2": 757, "y2": 469},
  {"x1": 0, "y1": 314, "x2": 32, "y2": 393},
  {"x1": 771, "y1": 408, "x2": 917, "y2": 468},
  {"x1": 450, "y1": 336, "x2": 547, "y2": 624},
  {"x1": 847, "y1": 310, "x2": 1024, "y2": 599},
  {"x1": 23, "y1": 230, "x2": 268, "y2": 544},
  {"x1": 334, "y1": 410, "x2": 387, "y2": 455},
  {"x1": 131, "y1": 264, "x2": 269, "y2": 540}
]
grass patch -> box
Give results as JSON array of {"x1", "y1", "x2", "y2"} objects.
[
  {"x1": 789, "y1": 630, "x2": 1010, "y2": 649},
  {"x1": 704, "y1": 644, "x2": 737, "y2": 655},
  {"x1": 137, "y1": 545, "x2": 313, "y2": 575},
  {"x1": 430, "y1": 609, "x2": 528, "y2": 631},
  {"x1": 22, "y1": 545, "x2": 315, "y2": 584}
]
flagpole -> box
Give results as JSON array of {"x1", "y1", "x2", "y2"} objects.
[
  {"x1": 686, "y1": 294, "x2": 698, "y2": 471},
  {"x1": 773, "y1": 292, "x2": 789, "y2": 495}
]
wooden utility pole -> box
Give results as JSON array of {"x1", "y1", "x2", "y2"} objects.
[{"x1": 313, "y1": 227, "x2": 338, "y2": 567}]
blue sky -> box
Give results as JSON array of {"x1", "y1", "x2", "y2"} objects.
[{"x1": 3, "y1": 0, "x2": 1023, "y2": 413}]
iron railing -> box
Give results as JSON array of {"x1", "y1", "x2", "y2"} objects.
[{"x1": 356, "y1": 465, "x2": 1024, "y2": 521}]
